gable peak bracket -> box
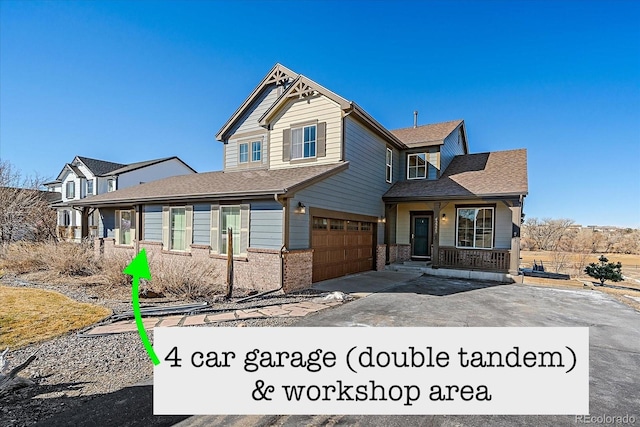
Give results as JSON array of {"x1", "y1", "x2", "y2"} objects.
[{"x1": 266, "y1": 69, "x2": 291, "y2": 86}]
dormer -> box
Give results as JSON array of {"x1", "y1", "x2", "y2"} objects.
[{"x1": 390, "y1": 120, "x2": 468, "y2": 180}]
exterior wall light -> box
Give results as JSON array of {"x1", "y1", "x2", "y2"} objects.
[{"x1": 295, "y1": 202, "x2": 306, "y2": 214}]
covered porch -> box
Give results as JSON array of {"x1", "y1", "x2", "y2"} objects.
[
  {"x1": 381, "y1": 149, "x2": 528, "y2": 277},
  {"x1": 383, "y1": 198, "x2": 523, "y2": 275}
]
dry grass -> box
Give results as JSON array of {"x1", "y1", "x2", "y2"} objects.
[
  {"x1": 521, "y1": 250, "x2": 640, "y2": 268},
  {"x1": 0, "y1": 285, "x2": 111, "y2": 348},
  {"x1": 143, "y1": 255, "x2": 222, "y2": 300},
  {"x1": 521, "y1": 250, "x2": 640, "y2": 281},
  {"x1": 0, "y1": 241, "x2": 99, "y2": 277}
]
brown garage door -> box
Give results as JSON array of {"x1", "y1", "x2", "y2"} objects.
[{"x1": 312, "y1": 216, "x2": 374, "y2": 282}]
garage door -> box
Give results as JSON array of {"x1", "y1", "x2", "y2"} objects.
[{"x1": 311, "y1": 216, "x2": 374, "y2": 282}]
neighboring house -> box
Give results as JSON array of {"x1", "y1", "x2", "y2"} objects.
[
  {"x1": 74, "y1": 63, "x2": 528, "y2": 292},
  {"x1": 45, "y1": 156, "x2": 196, "y2": 241}
]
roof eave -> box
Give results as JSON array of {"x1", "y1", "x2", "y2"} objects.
[
  {"x1": 72, "y1": 190, "x2": 288, "y2": 207},
  {"x1": 347, "y1": 103, "x2": 407, "y2": 149},
  {"x1": 71, "y1": 163, "x2": 349, "y2": 208},
  {"x1": 285, "y1": 161, "x2": 349, "y2": 195},
  {"x1": 382, "y1": 191, "x2": 528, "y2": 202}
]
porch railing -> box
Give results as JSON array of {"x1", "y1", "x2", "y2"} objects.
[{"x1": 438, "y1": 247, "x2": 510, "y2": 272}]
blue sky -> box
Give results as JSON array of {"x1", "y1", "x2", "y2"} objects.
[{"x1": 1, "y1": 0, "x2": 638, "y2": 227}]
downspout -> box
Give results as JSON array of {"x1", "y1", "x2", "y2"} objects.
[{"x1": 237, "y1": 193, "x2": 287, "y2": 303}]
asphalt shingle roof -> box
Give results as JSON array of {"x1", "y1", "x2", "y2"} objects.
[
  {"x1": 102, "y1": 157, "x2": 177, "y2": 176},
  {"x1": 73, "y1": 162, "x2": 348, "y2": 206},
  {"x1": 390, "y1": 119, "x2": 463, "y2": 147},
  {"x1": 383, "y1": 149, "x2": 528, "y2": 200},
  {"x1": 76, "y1": 156, "x2": 127, "y2": 176}
]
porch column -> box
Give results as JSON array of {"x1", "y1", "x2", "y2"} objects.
[
  {"x1": 509, "y1": 199, "x2": 522, "y2": 274},
  {"x1": 384, "y1": 203, "x2": 397, "y2": 263},
  {"x1": 80, "y1": 208, "x2": 89, "y2": 239},
  {"x1": 432, "y1": 202, "x2": 440, "y2": 267}
]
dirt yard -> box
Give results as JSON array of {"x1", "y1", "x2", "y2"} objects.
[{"x1": 520, "y1": 250, "x2": 640, "y2": 284}]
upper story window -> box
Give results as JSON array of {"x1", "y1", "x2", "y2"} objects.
[
  {"x1": 66, "y1": 182, "x2": 75, "y2": 199},
  {"x1": 456, "y1": 207, "x2": 494, "y2": 249},
  {"x1": 239, "y1": 143, "x2": 249, "y2": 163},
  {"x1": 86, "y1": 180, "x2": 94, "y2": 196},
  {"x1": 291, "y1": 124, "x2": 316, "y2": 159},
  {"x1": 107, "y1": 179, "x2": 116, "y2": 192},
  {"x1": 407, "y1": 153, "x2": 427, "y2": 179},
  {"x1": 386, "y1": 148, "x2": 393, "y2": 183},
  {"x1": 252, "y1": 141, "x2": 262, "y2": 162}
]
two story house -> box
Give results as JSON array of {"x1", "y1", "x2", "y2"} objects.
[
  {"x1": 74, "y1": 63, "x2": 527, "y2": 291},
  {"x1": 45, "y1": 156, "x2": 196, "y2": 241}
]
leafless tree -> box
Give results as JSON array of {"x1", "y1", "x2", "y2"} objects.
[
  {"x1": 0, "y1": 160, "x2": 57, "y2": 242},
  {"x1": 522, "y1": 218, "x2": 575, "y2": 251}
]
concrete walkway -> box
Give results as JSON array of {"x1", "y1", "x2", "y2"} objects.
[{"x1": 311, "y1": 270, "x2": 422, "y2": 295}]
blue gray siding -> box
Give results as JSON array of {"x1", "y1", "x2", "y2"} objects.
[
  {"x1": 440, "y1": 125, "x2": 465, "y2": 173},
  {"x1": 136, "y1": 202, "x2": 282, "y2": 249},
  {"x1": 398, "y1": 147, "x2": 439, "y2": 180},
  {"x1": 250, "y1": 200, "x2": 283, "y2": 249},
  {"x1": 229, "y1": 84, "x2": 279, "y2": 136},
  {"x1": 99, "y1": 208, "x2": 116, "y2": 238},
  {"x1": 143, "y1": 205, "x2": 162, "y2": 242},
  {"x1": 193, "y1": 204, "x2": 211, "y2": 245},
  {"x1": 289, "y1": 116, "x2": 390, "y2": 249}
]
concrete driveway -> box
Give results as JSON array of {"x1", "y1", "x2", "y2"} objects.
[{"x1": 181, "y1": 273, "x2": 640, "y2": 427}]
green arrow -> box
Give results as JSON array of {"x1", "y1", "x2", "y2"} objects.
[{"x1": 123, "y1": 249, "x2": 160, "y2": 365}]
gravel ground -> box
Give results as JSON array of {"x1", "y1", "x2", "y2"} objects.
[{"x1": 0, "y1": 275, "x2": 335, "y2": 427}]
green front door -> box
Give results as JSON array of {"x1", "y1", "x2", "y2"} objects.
[{"x1": 412, "y1": 215, "x2": 430, "y2": 258}]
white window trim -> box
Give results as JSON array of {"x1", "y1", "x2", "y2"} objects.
[
  {"x1": 251, "y1": 140, "x2": 262, "y2": 162},
  {"x1": 238, "y1": 142, "x2": 249, "y2": 164},
  {"x1": 386, "y1": 147, "x2": 393, "y2": 183},
  {"x1": 169, "y1": 207, "x2": 187, "y2": 251},
  {"x1": 406, "y1": 153, "x2": 428, "y2": 180},
  {"x1": 66, "y1": 181, "x2": 75, "y2": 199},
  {"x1": 107, "y1": 178, "x2": 116, "y2": 192},
  {"x1": 455, "y1": 207, "x2": 495, "y2": 250},
  {"x1": 86, "y1": 179, "x2": 94, "y2": 196},
  {"x1": 291, "y1": 124, "x2": 317, "y2": 160}
]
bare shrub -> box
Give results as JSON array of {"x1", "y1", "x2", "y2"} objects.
[
  {"x1": 0, "y1": 241, "x2": 98, "y2": 277},
  {"x1": 44, "y1": 241, "x2": 99, "y2": 276},
  {"x1": 550, "y1": 251, "x2": 571, "y2": 274},
  {"x1": 0, "y1": 242, "x2": 48, "y2": 274},
  {"x1": 146, "y1": 257, "x2": 221, "y2": 300},
  {"x1": 572, "y1": 251, "x2": 592, "y2": 278},
  {"x1": 98, "y1": 251, "x2": 135, "y2": 287}
]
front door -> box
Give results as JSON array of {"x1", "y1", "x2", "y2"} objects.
[{"x1": 412, "y1": 215, "x2": 430, "y2": 258}]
